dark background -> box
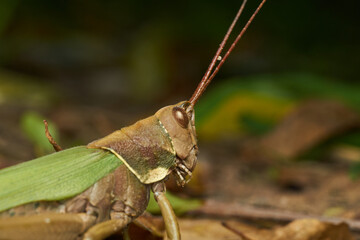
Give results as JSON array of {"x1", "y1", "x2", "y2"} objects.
[{"x1": 1, "y1": 0, "x2": 358, "y2": 110}]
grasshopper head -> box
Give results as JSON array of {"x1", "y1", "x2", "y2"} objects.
[
  {"x1": 155, "y1": 101, "x2": 198, "y2": 186},
  {"x1": 153, "y1": 0, "x2": 268, "y2": 186}
]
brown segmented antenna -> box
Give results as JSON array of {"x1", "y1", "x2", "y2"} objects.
[{"x1": 189, "y1": 0, "x2": 267, "y2": 107}]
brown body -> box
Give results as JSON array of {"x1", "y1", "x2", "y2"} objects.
[{"x1": 0, "y1": 102, "x2": 196, "y2": 240}]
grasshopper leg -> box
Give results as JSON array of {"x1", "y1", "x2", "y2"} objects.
[
  {"x1": 152, "y1": 182, "x2": 180, "y2": 240},
  {"x1": 0, "y1": 213, "x2": 96, "y2": 240},
  {"x1": 82, "y1": 216, "x2": 132, "y2": 240}
]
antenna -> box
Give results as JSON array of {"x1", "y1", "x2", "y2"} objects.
[{"x1": 189, "y1": 0, "x2": 267, "y2": 107}]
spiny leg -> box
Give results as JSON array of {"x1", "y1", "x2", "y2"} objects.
[{"x1": 152, "y1": 182, "x2": 180, "y2": 240}]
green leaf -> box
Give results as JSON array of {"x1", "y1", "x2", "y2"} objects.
[
  {"x1": 195, "y1": 73, "x2": 360, "y2": 140},
  {"x1": 0, "y1": 146, "x2": 122, "y2": 212},
  {"x1": 239, "y1": 113, "x2": 274, "y2": 136},
  {"x1": 146, "y1": 191, "x2": 202, "y2": 216}
]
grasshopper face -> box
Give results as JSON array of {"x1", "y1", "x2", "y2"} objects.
[{"x1": 155, "y1": 101, "x2": 198, "y2": 186}]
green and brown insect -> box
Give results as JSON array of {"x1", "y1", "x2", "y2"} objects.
[{"x1": 0, "y1": 1, "x2": 267, "y2": 239}]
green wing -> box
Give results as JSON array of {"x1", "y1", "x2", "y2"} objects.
[{"x1": 0, "y1": 146, "x2": 122, "y2": 212}]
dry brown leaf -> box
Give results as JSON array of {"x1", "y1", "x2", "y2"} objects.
[
  {"x1": 225, "y1": 218, "x2": 354, "y2": 240},
  {"x1": 261, "y1": 100, "x2": 360, "y2": 159},
  {"x1": 178, "y1": 219, "x2": 244, "y2": 240}
]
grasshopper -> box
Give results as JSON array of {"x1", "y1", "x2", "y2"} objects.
[{"x1": 0, "y1": 1, "x2": 267, "y2": 239}]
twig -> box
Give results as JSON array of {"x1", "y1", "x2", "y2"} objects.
[
  {"x1": 221, "y1": 221, "x2": 254, "y2": 240},
  {"x1": 190, "y1": 200, "x2": 360, "y2": 232},
  {"x1": 43, "y1": 120, "x2": 62, "y2": 152}
]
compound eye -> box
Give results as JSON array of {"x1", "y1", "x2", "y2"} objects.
[{"x1": 172, "y1": 107, "x2": 189, "y2": 128}]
